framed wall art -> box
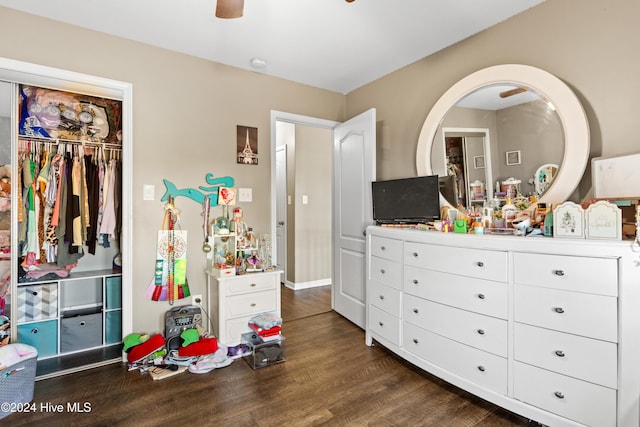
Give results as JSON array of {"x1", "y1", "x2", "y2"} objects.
[
  {"x1": 585, "y1": 200, "x2": 622, "y2": 240},
  {"x1": 473, "y1": 155, "x2": 485, "y2": 169},
  {"x1": 505, "y1": 150, "x2": 521, "y2": 166},
  {"x1": 553, "y1": 201, "x2": 585, "y2": 238},
  {"x1": 236, "y1": 125, "x2": 258, "y2": 165}
]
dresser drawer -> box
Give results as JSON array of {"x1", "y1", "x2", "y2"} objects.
[
  {"x1": 514, "y1": 323, "x2": 617, "y2": 389},
  {"x1": 369, "y1": 281, "x2": 401, "y2": 317},
  {"x1": 514, "y1": 284, "x2": 617, "y2": 342},
  {"x1": 404, "y1": 322, "x2": 507, "y2": 395},
  {"x1": 404, "y1": 242, "x2": 507, "y2": 283},
  {"x1": 369, "y1": 256, "x2": 402, "y2": 289},
  {"x1": 223, "y1": 316, "x2": 254, "y2": 345},
  {"x1": 223, "y1": 274, "x2": 278, "y2": 295},
  {"x1": 404, "y1": 265, "x2": 507, "y2": 319},
  {"x1": 514, "y1": 362, "x2": 616, "y2": 427},
  {"x1": 225, "y1": 290, "x2": 277, "y2": 319},
  {"x1": 403, "y1": 294, "x2": 507, "y2": 357},
  {"x1": 368, "y1": 305, "x2": 400, "y2": 346},
  {"x1": 513, "y1": 252, "x2": 618, "y2": 296},
  {"x1": 17, "y1": 283, "x2": 58, "y2": 322},
  {"x1": 370, "y1": 235, "x2": 402, "y2": 262}
]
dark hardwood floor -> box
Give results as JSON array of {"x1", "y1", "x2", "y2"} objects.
[{"x1": 4, "y1": 284, "x2": 533, "y2": 426}]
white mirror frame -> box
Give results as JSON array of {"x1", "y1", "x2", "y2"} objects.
[{"x1": 416, "y1": 64, "x2": 590, "y2": 209}]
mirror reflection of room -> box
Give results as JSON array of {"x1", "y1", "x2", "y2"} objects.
[{"x1": 432, "y1": 84, "x2": 564, "y2": 210}]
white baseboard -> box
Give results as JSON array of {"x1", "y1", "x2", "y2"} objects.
[{"x1": 284, "y1": 278, "x2": 331, "y2": 290}]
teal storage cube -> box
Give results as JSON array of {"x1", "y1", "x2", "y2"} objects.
[
  {"x1": 17, "y1": 320, "x2": 58, "y2": 358},
  {"x1": 105, "y1": 276, "x2": 122, "y2": 310},
  {"x1": 105, "y1": 310, "x2": 122, "y2": 344}
]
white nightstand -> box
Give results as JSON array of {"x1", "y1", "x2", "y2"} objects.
[{"x1": 206, "y1": 270, "x2": 282, "y2": 346}]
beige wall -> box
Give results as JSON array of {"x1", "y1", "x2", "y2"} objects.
[
  {"x1": 0, "y1": 7, "x2": 345, "y2": 333},
  {"x1": 277, "y1": 123, "x2": 332, "y2": 286},
  {"x1": 293, "y1": 125, "x2": 332, "y2": 285},
  {"x1": 346, "y1": 0, "x2": 640, "y2": 203},
  {"x1": 2, "y1": 0, "x2": 638, "y2": 333}
]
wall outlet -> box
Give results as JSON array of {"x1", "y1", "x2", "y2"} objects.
[{"x1": 191, "y1": 294, "x2": 203, "y2": 306}]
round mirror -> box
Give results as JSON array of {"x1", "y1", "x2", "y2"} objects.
[{"x1": 416, "y1": 64, "x2": 589, "y2": 210}]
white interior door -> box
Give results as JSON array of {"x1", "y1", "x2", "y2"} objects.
[
  {"x1": 275, "y1": 145, "x2": 287, "y2": 281},
  {"x1": 332, "y1": 108, "x2": 376, "y2": 328}
]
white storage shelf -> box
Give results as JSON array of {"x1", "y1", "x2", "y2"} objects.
[
  {"x1": 16, "y1": 270, "x2": 122, "y2": 360},
  {"x1": 365, "y1": 226, "x2": 640, "y2": 427}
]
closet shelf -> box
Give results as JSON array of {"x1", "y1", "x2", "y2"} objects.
[{"x1": 18, "y1": 134, "x2": 122, "y2": 149}]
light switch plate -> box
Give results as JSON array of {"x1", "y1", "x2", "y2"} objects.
[
  {"x1": 143, "y1": 184, "x2": 155, "y2": 201},
  {"x1": 238, "y1": 188, "x2": 253, "y2": 202}
]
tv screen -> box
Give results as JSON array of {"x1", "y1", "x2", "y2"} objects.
[{"x1": 372, "y1": 175, "x2": 440, "y2": 224}]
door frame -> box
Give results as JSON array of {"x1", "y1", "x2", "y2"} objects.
[
  {"x1": 269, "y1": 111, "x2": 338, "y2": 289},
  {"x1": 275, "y1": 144, "x2": 287, "y2": 283}
]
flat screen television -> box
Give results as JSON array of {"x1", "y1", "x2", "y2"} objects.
[{"x1": 372, "y1": 175, "x2": 440, "y2": 224}]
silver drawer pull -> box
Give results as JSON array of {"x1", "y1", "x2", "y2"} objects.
[
  {"x1": 250, "y1": 283, "x2": 257, "y2": 287},
  {"x1": 553, "y1": 270, "x2": 565, "y2": 276},
  {"x1": 554, "y1": 391, "x2": 565, "y2": 399},
  {"x1": 378, "y1": 321, "x2": 384, "y2": 327},
  {"x1": 477, "y1": 293, "x2": 485, "y2": 300},
  {"x1": 380, "y1": 269, "x2": 386, "y2": 274},
  {"x1": 413, "y1": 308, "x2": 419, "y2": 314},
  {"x1": 380, "y1": 246, "x2": 386, "y2": 251},
  {"x1": 476, "y1": 261, "x2": 484, "y2": 267},
  {"x1": 477, "y1": 366, "x2": 486, "y2": 372},
  {"x1": 412, "y1": 279, "x2": 418, "y2": 285},
  {"x1": 553, "y1": 307, "x2": 565, "y2": 314},
  {"x1": 31, "y1": 328, "x2": 39, "y2": 334},
  {"x1": 80, "y1": 321, "x2": 86, "y2": 327},
  {"x1": 250, "y1": 303, "x2": 257, "y2": 307},
  {"x1": 32, "y1": 291, "x2": 39, "y2": 296},
  {"x1": 477, "y1": 329, "x2": 485, "y2": 335},
  {"x1": 379, "y1": 295, "x2": 385, "y2": 300},
  {"x1": 412, "y1": 338, "x2": 419, "y2": 344},
  {"x1": 412, "y1": 252, "x2": 419, "y2": 258},
  {"x1": 555, "y1": 350, "x2": 565, "y2": 357}
]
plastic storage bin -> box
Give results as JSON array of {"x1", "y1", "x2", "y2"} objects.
[
  {"x1": 0, "y1": 344, "x2": 38, "y2": 419},
  {"x1": 241, "y1": 332, "x2": 285, "y2": 369}
]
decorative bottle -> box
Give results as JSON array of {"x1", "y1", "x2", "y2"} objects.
[{"x1": 215, "y1": 205, "x2": 230, "y2": 235}]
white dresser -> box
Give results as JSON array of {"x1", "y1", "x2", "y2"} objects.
[
  {"x1": 366, "y1": 226, "x2": 640, "y2": 427},
  {"x1": 206, "y1": 270, "x2": 282, "y2": 346}
]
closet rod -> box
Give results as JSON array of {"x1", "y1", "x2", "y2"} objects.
[{"x1": 17, "y1": 135, "x2": 122, "y2": 149}]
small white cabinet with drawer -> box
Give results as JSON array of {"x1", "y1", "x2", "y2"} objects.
[
  {"x1": 365, "y1": 226, "x2": 640, "y2": 427},
  {"x1": 207, "y1": 270, "x2": 282, "y2": 346}
]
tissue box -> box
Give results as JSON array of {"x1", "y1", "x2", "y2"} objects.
[{"x1": 241, "y1": 332, "x2": 285, "y2": 370}]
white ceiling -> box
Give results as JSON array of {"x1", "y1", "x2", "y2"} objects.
[{"x1": 0, "y1": 0, "x2": 544, "y2": 95}]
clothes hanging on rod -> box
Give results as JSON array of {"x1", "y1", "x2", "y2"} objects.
[{"x1": 17, "y1": 137, "x2": 122, "y2": 277}]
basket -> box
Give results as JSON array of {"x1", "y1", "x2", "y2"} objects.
[{"x1": 0, "y1": 345, "x2": 38, "y2": 420}]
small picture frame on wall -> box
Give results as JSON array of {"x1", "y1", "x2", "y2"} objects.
[
  {"x1": 553, "y1": 201, "x2": 585, "y2": 238},
  {"x1": 585, "y1": 200, "x2": 622, "y2": 240},
  {"x1": 505, "y1": 150, "x2": 521, "y2": 166},
  {"x1": 473, "y1": 155, "x2": 485, "y2": 169}
]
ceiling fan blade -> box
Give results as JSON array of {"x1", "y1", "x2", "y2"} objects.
[
  {"x1": 216, "y1": 0, "x2": 244, "y2": 19},
  {"x1": 499, "y1": 87, "x2": 528, "y2": 98}
]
